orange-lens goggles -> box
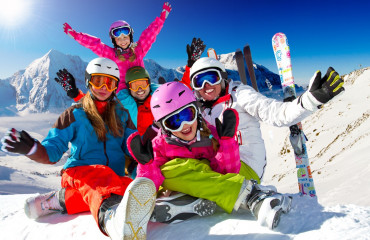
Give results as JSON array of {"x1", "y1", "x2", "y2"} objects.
[
  {"x1": 89, "y1": 74, "x2": 118, "y2": 92},
  {"x1": 129, "y1": 79, "x2": 150, "y2": 92}
]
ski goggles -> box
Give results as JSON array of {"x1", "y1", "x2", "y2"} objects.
[
  {"x1": 191, "y1": 69, "x2": 222, "y2": 90},
  {"x1": 162, "y1": 104, "x2": 198, "y2": 132},
  {"x1": 128, "y1": 78, "x2": 150, "y2": 92},
  {"x1": 110, "y1": 26, "x2": 131, "y2": 38},
  {"x1": 89, "y1": 74, "x2": 118, "y2": 92}
]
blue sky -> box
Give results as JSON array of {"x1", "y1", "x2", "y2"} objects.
[{"x1": 0, "y1": 0, "x2": 369, "y2": 84}]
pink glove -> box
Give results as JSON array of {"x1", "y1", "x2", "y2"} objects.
[
  {"x1": 63, "y1": 23, "x2": 77, "y2": 39},
  {"x1": 160, "y1": 2, "x2": 172, "y2": 20}
]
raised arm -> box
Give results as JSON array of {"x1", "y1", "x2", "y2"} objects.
[
  {"x1": 136, "y1": 2, "x2": 172, "y2": 56},
  {"x1": 63, "y1": 22, "x2": 116, "y2": 59}
]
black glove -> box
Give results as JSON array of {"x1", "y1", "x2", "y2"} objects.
[
  {"x1": 1, "y1": 128, "x2": 36, "y2": 155},
  {"x1": 309, "y1": 67, "x2": 344, "y2": 103},
  {"x1": 54, "y1": 68, "x2": 79, "y2": 99},
  {"x1": 142, "y1": 123, "x2": 160, "y2": 146},
  {"x1": 129, "y1": 133, "x2": 153, "y2": 165},
  {"x1": 215, "y1": 109, "x2": 239, "y2": 139},
  {"x1": 300, "y1": 67, "x2": 345, "y2": 111},
  {"x1": 186, "y1": 38, "x2": 206, "y2": 68}
]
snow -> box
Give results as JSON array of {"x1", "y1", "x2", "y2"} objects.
[{"x1": 1, "y1": 63, "x2": 370, "y2": 239}]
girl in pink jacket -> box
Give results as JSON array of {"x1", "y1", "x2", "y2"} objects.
[
  {"x1": 63, "y1": 2, "x2": 171, "y2": 92},
  {"x1": 128, "y1": 81, "x2": 241, "y2": 190},
  {"x1": 128, "y1": 82, "x2": 293, "y2": 230}
]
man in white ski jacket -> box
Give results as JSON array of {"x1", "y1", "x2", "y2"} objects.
[{"x1": 189, "y1": 57, "x2": 344, "y2": 182}]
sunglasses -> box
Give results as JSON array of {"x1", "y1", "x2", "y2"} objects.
[
  {"x1": 111, "y1": 26, "x2": 131, "y2": 38},
  {"x1": 162, "y1": 104, "x2": 198, "y2": 132},
  {"x1": 129, "y1": 79, "x2": 150, "y2": 92},
  {"x1": 89, "y1": 74, "x2": 118, "y2": 92},
  {"x1": 191, "y1": 69, "x2": 222, "y2": 90}
]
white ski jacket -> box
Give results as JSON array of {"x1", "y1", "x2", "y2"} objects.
[{"x1": 201, "y1": 80, "x2": 313, "y2": 180}]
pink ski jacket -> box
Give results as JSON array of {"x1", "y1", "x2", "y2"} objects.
[
  {"x1": 136, "y1": 124, "x2": 241, "y2": 190},
  {"x1": 72, "y1": 17, "x2": 165, "y2": 92}
]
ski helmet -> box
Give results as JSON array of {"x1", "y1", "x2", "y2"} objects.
[
  {"x1": 125, "y1": 66, "x2": 151, "y2": 89},
  {"x1": 109, "y1": 20, "x2": 134, "y2": 48},
  {"x1": 189, "y1": 57, "x2": 228, "y2": 97},
  {"x1": 85, "y1": 58, "x2": 120, "y2": 89},
  {"x1": 151, "y1": 82, "x2": 196, "y2": 122}
]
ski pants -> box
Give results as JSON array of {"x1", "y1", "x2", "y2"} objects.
[
  {"x1": 60, "y1": 165, "x2": 132, "y2": 234},
  {"x1": 160, "y1": 158, "x2": 260, "y2": 213}
]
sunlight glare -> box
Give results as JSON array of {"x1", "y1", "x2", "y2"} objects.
[{"x1": 0, "y1": 0, "x2": 30, "y2": 27}]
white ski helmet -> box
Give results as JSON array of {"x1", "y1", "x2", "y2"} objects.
[
  {"x1": 85, "y1": 58, "x2": 120, "y2": 89},
  {"x1": 189, "y1": 57, "x2": 228, "y2": 97}
]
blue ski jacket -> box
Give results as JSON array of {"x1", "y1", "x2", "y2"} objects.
[{"x1": 41, "y1": 104, "x2": 137, "y2": 176}]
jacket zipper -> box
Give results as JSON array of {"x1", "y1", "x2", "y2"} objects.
[{"x1": 103, "y1": 141, "x2": 109, "y2": 166}]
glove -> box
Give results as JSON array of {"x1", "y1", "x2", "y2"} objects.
[
  {"x1": 142, "y1": 123, "x2": 160, "y2": 146},
  {"x1": 160, "y1": 2, "x2": 172, "y2": 20},
  {"x1": 128, "y1": 132, "x2": 153, "y2": 165},
  {"x1": 55, "y1": 68, "x2": 80, "y2": 99},
  {"x1": 300, "y1": 67, "x2": 345, "y2": 111},
  {"x1": 215, "y1": 109, "x2": 239, "y2": 139},
  {"x1": 186, "y1": 38, "x2": 206, "y2": 68},
  {"x1": 1, "y1": 128, "x2": 37, "y2": 155},
  {"x1": 63, "y1": 23, "x2": 77, "y2": 39}
]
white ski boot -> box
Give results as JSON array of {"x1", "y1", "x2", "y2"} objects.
[
  {"x1": 150, "y1": 192, "x2": 217, "y2": 224},
  {"x1": 24, "y1": 190, "x2": 64, "y2": 219},
  {"x1": 235, "y1": 180, "x2": 292, "y2": 229},
  {"x1": 104, "y1": 177, "x2": 156, "y2": 240}
]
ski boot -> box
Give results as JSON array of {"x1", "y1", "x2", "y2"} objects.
[
  {"x1": 103, "y1": 177, "x2": 156, "y2": 240},
  {"x1": 236, "y1": 180, "x2": 292, "y2": 229},
  {"x1": 150, "y1": 192, "x2": 217, "y2": 224},
  {"x1": 24, "y1": 190, "x2": 65, "y2": 219}
]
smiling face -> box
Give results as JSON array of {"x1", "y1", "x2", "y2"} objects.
[
  {"x1": 197, "y1": 82, "x2": 222, "y2": 101},
  {"x1": 171, "y1": 120, "x2": 198, "y2": 141},
  {"x1": 114, "y1": 35, "x2": 131, "y2": 49},
  {"x1": 130, "y1": 87, "x2": 150, "y2": 101}
]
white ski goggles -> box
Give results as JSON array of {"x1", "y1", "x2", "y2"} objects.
[
  {"x1": 191, "y1": 69, "x2": 223, "y2": 90},
  {"x1": 161, "y1": 104, "x2": 198, "y2": 132},
  {"x1": 110, "y1": 26, "x2": 131, "y2": 38}
]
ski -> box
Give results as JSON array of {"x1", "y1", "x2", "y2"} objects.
[
  {"x1": 235, "y1": 49, "x2": 248, "y2": 85},
  {"x1": 207, "y1": 48, "x2": 218, "y2": 60},
  {"x1": 158, "y1": 76, "x2": 166, "y2": 84},
  {"x1": 243, "y1": 44, "x2": 258, "y2": 92},
  {"x1": 272, "y1": 33, "x2": 316, "y2": 197}
]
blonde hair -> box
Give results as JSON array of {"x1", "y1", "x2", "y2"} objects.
[
  {"x1": 199, "y1": 121, "x2": 220, "y2": 152},
  {"x1": 82, "y1": 92, "x2": 124, "y2": 142},
  {"x1": 116, "y1": 44, "x2": 137, "y2": 62}
]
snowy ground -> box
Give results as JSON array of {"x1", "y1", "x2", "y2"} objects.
[{"x1": 1, "y1": 68, "x2": 370, "y2": 239}]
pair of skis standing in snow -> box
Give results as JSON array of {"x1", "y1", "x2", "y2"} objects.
[{"x1": 0, "y1": 2, "x2": 345, "y2": 239}]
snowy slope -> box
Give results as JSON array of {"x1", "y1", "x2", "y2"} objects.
[{"x1": 1, "y1": 67, "x2": 370, "y2": 239}]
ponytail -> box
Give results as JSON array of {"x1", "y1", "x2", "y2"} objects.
[{"x1": 199, "y1": 121, "x2": 219, "y2": 152}]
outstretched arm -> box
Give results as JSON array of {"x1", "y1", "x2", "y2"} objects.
[
  {"x1": 137, "y1": 2, "x2": 172, "y2": 56},
  {"x1": 63, "y1": 22, "x2": 116, "y2": 59},
  {"x1": 1, "y1": 128, "x2": 52, "y2": 164}
]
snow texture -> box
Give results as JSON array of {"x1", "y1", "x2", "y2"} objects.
[{"x1": 1, "y1": 52, "x2": 370, "y2": 239}]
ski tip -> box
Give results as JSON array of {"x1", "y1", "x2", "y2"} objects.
[
  {"x1": 207, "y1": 48, "x2": 218, "y2": 60},
  {"x1": 272, "y1": 32, "x2": 287, "y2": 41}
]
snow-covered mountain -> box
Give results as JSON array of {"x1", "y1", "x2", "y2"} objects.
[
  {"x1": 4, "y1": 50, "x2": 88, "y2": 113},
  {"x1": 0, "y1": 67, "x2": 369, "y2": 239},
  {"x1": 0, "y1": 50, "x2": 283, "y2": 114}
]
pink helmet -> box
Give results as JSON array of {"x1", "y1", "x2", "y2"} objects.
[
  {"x1": 109, "y1": 20, "x2": 132, "y2": 37},
  {"x1": 151, "y1": 82, "x2": 196, "y2": 121}
]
